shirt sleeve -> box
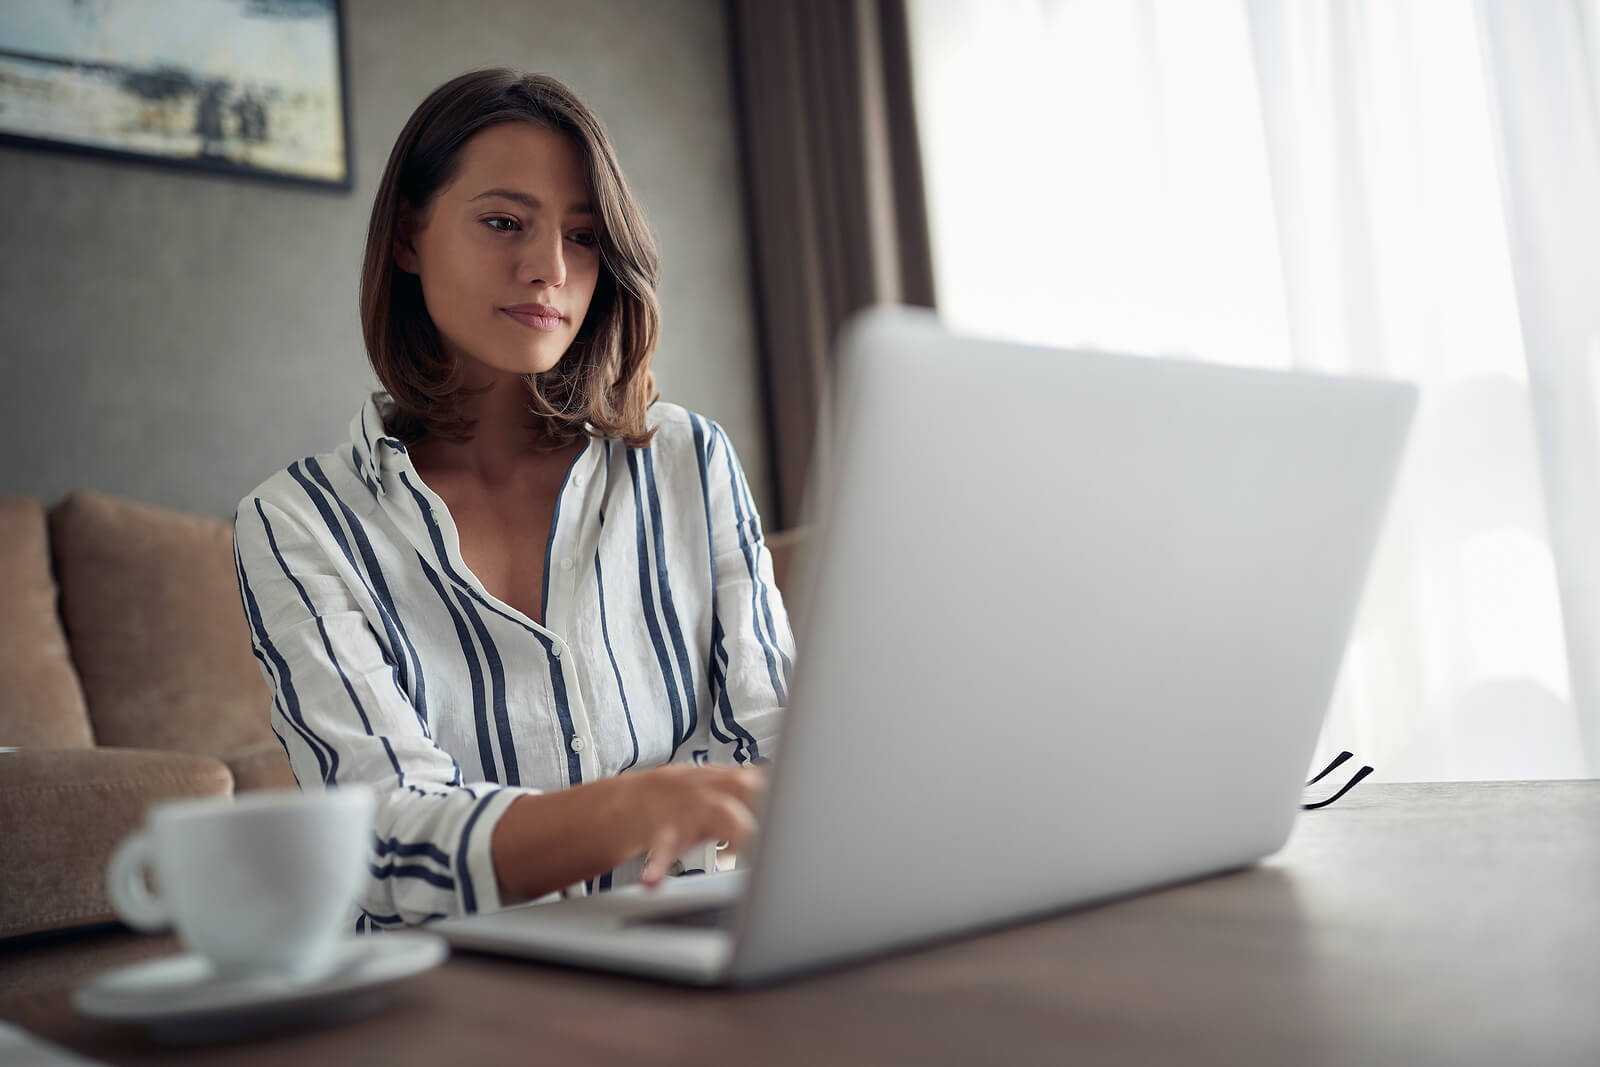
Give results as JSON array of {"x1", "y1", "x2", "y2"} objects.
[
  {"x1": 696, "y1": 419, "x2": 795, "y2": 765},
  {"x1": 232, "y1": 493, "x2": 541, "y2": 927}
]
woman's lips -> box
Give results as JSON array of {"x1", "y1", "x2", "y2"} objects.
[{"x1": 502, "y1": 308, "x2": 564, "y2": 332}]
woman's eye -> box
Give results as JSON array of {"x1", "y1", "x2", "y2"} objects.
[
  {"x1": 568, "y1": 231, "x2": 598, "y2": 248},
  {"x1": 483, "y1": 216, "x2": 520, "y2": 232}
]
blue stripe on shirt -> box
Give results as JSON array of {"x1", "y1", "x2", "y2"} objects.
[
  {"x1": 455, "y1": 791, "x2": 500, "y2": 914},
  {"x1": 372, "y1": 832, "x2": 452, "y2": 868},
  {"x1": 360, "y1": 909, "x2": 447, "y2": 929},
  {"x1": 254, "y1": 499, "x2": 410, "y2": 789},
  {"x1": 289, "y1": 460, "x2": 436, "y2": 744},
  {"x1": 303, "y1": 457, "x2": 433, "y2": 739},
  {"x1": 595, "y1": 449, "x2": 642, "y2": 772},
  {"x1": 595, "y1": 548, "x2": 641, "y2": 772},
  {"x1": 455, "y1": 587, "x2": 520, "y2": 787},
  {"x1": 236, "y1": 504, "x2": 337, "y2": 784},
  {"x1": 711, "y1": 625, "x2": 755, "y2": 762},
  {"x1": 707, "y1": 616, "x2": 749, "y2": 758},
  {"x1": 230, "y1": 536, "x2": 304, "y2": 765},
  {"x1": 414, "y1": 554, "x2": 498, "y2": 782},
  {"x1": 690, "y1": 414, "x2": 760, "y2": 761},
  {"x1": 715, "y1": 425, "x2": 789, "y2": 706},
  {"x1": 643, "y1": 447, "x2": 700, "y2": 749},
  {"x1": 626, "y1": 449, "x2": 687, "y2": 751},
  {"x1": 724, "y1": 439, "x2": 795, "y2": 689},
  {"x1": 369, "y1": 861, "x2": 454, "y2": 890},
  {"x1": 547, "y1": 641, "x2": 583, "y2": 786}
]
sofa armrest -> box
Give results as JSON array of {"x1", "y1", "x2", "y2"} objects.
[
  {"x1": 0, "y1": 748, "x2": 232, "y2": 939},
  {"x1": 221, "y1": 738, "x2": 297, "y2": 793}
]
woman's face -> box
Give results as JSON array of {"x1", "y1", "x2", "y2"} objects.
[{"x1": 395, "y1": 122, "x2": 602, "y2": 384}]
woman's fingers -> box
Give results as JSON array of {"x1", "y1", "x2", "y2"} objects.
[
  {"x1": 636, "y1": 765, "x2": 765, "y2": 887},
  {"x1": 641, "y1": 824, "x2": 680, "y2": 887},
  {"x1": 710, "y1": 793, "x2": 758, "y2": 853},
  {"x1": 726, "y1": 764, "x2": 767, "y2": 807}
]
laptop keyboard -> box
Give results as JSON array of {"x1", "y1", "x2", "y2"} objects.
[{"x1": 626, "y1": 903, "x2": 737, "y2": 929}]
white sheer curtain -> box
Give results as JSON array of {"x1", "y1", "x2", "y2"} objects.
[
  {"x1": 1475, "y1": 0, "x2": 1600, "y2": 777},
  {"x1": 907, "y1": 0, "x2": 1597, "y2": 780}
]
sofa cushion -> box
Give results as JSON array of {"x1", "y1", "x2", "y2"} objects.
[
  {"x1": 0, "y1": 748, "x2": 232, "y2": 938},
  {"x1": 48, "y1": 491, "x2": 278, "y2": 764},
  {"x1": 0, "y1": 497, "x2": 93, "y2": 749}
]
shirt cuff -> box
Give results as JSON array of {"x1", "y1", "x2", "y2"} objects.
[
  {"x1": 456, "y1": 785, "x2": 543, "y2": 916},
  {"x1": 680, "y1": 840, "x2": 718, "y2": 876}
]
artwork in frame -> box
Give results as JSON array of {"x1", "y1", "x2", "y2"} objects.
[{"x1": 0, "y1": 0, "x2": 352, "y2": 190}]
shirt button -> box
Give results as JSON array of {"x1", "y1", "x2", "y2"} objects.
[
  {"x1": 559, "y1": 557, "x2": 573, "y2": 572},
  {"x1": 550, "y1": 643, "x2": 562, "y2": 659},
  {"x1": 572, "y1": 474, "x2": 586, "y2": 488},
  {"x1": 569, "y1": 735, "x2": 586, "y2": 752}
]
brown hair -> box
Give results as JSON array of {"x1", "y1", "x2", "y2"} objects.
[{"x1": 360, "y1": 69, "x2": 660, "y2": 448}]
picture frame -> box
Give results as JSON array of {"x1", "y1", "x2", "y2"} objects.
[{"x1": 0, "y1": 0, "x2": 353, "y2": 191}]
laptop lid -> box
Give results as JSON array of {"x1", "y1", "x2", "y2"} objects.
[{"x1": 726, "y1": 307, "x2": 1416, "y2": 983}]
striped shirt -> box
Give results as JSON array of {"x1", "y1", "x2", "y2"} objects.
[{"x1": 232, "y1": 394, "x2": 794, "y2": 930}]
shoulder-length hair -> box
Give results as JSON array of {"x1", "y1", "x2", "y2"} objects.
[{"x1": 360, "y1": 69, "x2": 660, "y2": 448}]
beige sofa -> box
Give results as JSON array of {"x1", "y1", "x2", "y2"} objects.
[
  {"x1": 0, "y1": 491, "x2": 297, "y2": 946},
  {"x1": 0, "y1": 489, "x2": 798, "y2": 991}
]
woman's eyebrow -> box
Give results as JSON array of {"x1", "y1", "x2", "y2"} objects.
[{"x1": 469, "y1": 188, "x2": 595, "y2": 214}]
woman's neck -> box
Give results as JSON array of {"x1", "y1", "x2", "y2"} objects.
[{"x1": 414, "y1": 372, "x2": 573, "y2": 484}]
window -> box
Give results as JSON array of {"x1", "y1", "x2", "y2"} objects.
[{"x1": 908, "y1": 0, "x2": 1593, "y2": 781}]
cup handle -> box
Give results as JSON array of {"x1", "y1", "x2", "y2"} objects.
[{"x1": 107, "y1": 831, "x2": 170, "y2": 932}]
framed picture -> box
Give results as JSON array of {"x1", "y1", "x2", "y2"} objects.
[{"x1": 0, "y1": 0, "x2": 352, "y2": 190}]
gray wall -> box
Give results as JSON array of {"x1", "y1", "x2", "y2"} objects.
[{"x1": 0, "y1": 0, "x2": 770, "y2": 520}]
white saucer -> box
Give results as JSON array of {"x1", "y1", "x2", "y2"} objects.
[{"x1": 72, "y1": 931, "x2": 448, "y2": 1042}]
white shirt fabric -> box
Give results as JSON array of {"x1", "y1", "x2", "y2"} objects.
[{"x1": 232, "y1": 395, "x2": 793, "y2": 930}]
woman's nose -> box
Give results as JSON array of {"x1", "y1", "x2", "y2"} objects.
[{"x1": 518, "y1": 230, "x2": 566, "y2": 288}]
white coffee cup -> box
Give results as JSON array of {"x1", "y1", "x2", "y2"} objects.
[{"x1": 107, "y1": 785, "x2": 375, "y2": 980}]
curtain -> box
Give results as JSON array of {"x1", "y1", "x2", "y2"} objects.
[
  {"x1": 727, "y1": 0, "x2": 937, "y2": 530},
  {"x1": 907, "y1": 0, "x2": 1595, "y2": 780},
  {"x1": 1476, "y1": 0, "x2": 1600, "y2": 775}
]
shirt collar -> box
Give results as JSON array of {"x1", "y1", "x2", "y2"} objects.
[
  {"x1": 349, "y1": 393, "x2": 409, "y2": 495},
  {"x1": 348, "y1": 395, "x2": 605, "y2": 498}
]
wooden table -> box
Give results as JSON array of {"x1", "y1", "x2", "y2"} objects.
[{"x1": 2, "y1": 781, "x2": 1596, "y2": 1065}]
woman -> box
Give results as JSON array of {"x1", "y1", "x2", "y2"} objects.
[{"x1": 233, "y1": 69, "x2": 792, "y2": 932}]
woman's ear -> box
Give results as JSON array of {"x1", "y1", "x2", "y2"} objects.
[{"x1": 393, "y1": 199, "x2": 422, "y2": 274}]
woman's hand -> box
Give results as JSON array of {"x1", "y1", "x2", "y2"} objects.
[
  {"x1": 626, "y1": 764, "x2": 765, "y2": 886},
  {"x1": 491, "y1": 762, "x2": 766, "y2": 902}
]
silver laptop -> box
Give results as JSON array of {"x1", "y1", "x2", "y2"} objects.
[{"x1": 432, "y1": 307, "x2": 1417, "y2": 986}]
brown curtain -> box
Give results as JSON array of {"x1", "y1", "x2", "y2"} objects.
[{"x1": 727, "y1": 0, "x2": 937, "y2": 530}]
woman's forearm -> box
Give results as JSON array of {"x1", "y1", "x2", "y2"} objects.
[{"x1": 489, "y1": 776, "x2": 648, "y2": 904}]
